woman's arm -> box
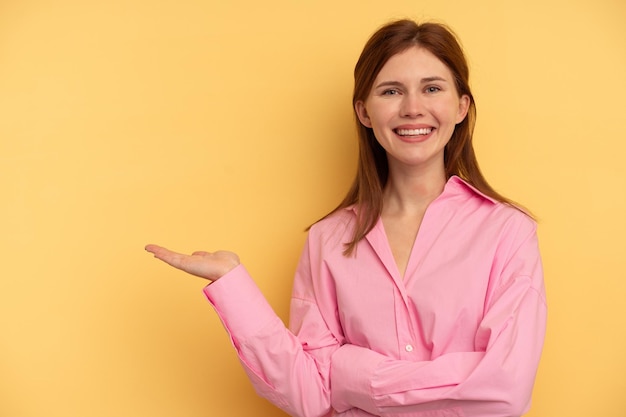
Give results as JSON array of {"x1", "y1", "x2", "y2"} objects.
[
  {"x1": 146, "y1": 240, "x2": 343, "y2": 417},
  {"x1": 330, "y1": 223, "x2": 547, "y2": 417}
]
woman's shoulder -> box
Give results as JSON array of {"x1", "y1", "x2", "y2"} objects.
[
  {"x1": 307, "y1": 207, "x2": 357, "y2": 248},
  {"x1": 448, "y1": 176, "x2": 537, "y2": 230}
]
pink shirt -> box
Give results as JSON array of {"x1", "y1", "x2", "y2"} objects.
[{"x1": 204, "y1": 176, "x2": 547, "y2": 417}]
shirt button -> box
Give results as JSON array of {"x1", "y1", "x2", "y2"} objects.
[{"x1": 405, "y1": 344, "x2": 414, "y2": 352}]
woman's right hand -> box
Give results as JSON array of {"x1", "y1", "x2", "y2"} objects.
[{"x1": 145, "y1": 244, "x2": 240, "y2": 282}]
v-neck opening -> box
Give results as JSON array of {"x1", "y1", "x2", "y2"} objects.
[
  {"x1": 367, "y1": 191, "x2": 445, "y2": 286},
  {"x1": 380, "y1": 217, "x2": 419, "y2": 281}
]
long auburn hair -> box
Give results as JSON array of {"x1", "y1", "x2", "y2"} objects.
[{"x1": 319, "y1": 19, "x2": 528, "y2": 256}]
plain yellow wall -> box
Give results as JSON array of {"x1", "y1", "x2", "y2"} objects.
[{"x1": 1, "y1": 0, "x2": 625, "y2": 416}]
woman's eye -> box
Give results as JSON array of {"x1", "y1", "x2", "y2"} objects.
[
  {"x1": 425, "y1": 86, "x2": 441, "y2": 93},
  {"x1": 382, "y1": 89, "x2": 399, "y2": 95}
]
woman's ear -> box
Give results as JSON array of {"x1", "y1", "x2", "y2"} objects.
[
  {"x1": 355, "y1": 100, "x2": 372, "y2": 128},
  {"x1": 456, "y1": 94, "x2": 470, "y2": 124}
]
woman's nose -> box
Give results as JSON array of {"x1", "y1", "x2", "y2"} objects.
[{"x1": 400, "y1": 94, "x2": 424, "y2": 118}]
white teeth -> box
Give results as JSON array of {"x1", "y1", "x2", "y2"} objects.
[{"x1": 396, "y1": 128, "x2": 432, "y2": 136}]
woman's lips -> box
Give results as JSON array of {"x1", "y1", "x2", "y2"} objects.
[{"x1": 394, "y1": 127, "x2": 435, "y2": 142}]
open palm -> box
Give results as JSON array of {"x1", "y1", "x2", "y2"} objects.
[{"x1": 145, "y1": 244, "x2": 240, "y2": 282}]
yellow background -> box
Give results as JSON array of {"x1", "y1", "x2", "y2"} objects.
[{"x1": 1, "y1": 0, "x2": 625, "y2": 416}]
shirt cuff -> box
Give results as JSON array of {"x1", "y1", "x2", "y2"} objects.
[
  {"x1": 202, "y1": 264, "x2": 277, "y2": 342},
  {"x1": 331, "y1": 344, "x2": 385, "y2": 414}
]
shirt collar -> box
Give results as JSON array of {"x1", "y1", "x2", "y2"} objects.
[
  {"x1": 346, "y1": 175, "x2": 498, "y2": 214},
  {"x1": 446, "y1": 175, "x2": 499, "y2": 204}
]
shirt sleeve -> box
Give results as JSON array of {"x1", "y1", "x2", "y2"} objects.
[
  {"x1": 330, "y1": 219, "x2": 547, "y2": 417},
  {"x1": 203, "y1": 236, "x2": 342, "y2": 417}
]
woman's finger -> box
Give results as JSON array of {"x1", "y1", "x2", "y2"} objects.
[{"x1": 145, "y1": 245, "x2": 188, "y2": 268}]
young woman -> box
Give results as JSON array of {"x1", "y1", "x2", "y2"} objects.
[{"x1": 146, "y1": 19, "x2": 546, "y2": 417}]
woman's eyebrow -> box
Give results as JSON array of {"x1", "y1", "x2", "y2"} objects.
[
  {"x1": 420, "y1": 76, "x2": 448, "y2": 83},
  {"x1": 374, "y1": 76, "x2": 449, "y2": 89},
  {"x1": 374, "y1": 80, "x2": 404, "y2": 89}
]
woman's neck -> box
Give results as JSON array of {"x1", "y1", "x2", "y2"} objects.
[{"x1": 382, "y1": 162, "x2": 447, "y2": 216}]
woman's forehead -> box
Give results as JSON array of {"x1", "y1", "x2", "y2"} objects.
[{"x1": 374, "y1": 47, "x2": 454, "y2": 83}]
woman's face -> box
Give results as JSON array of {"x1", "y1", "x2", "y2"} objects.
[{"x1": 355, "y1": 46, "x2": 469, "y2": 173}]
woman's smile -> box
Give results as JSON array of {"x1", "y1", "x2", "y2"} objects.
[{"x1": 394, "y1": 125, "x2": 435, "y2": 142}]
